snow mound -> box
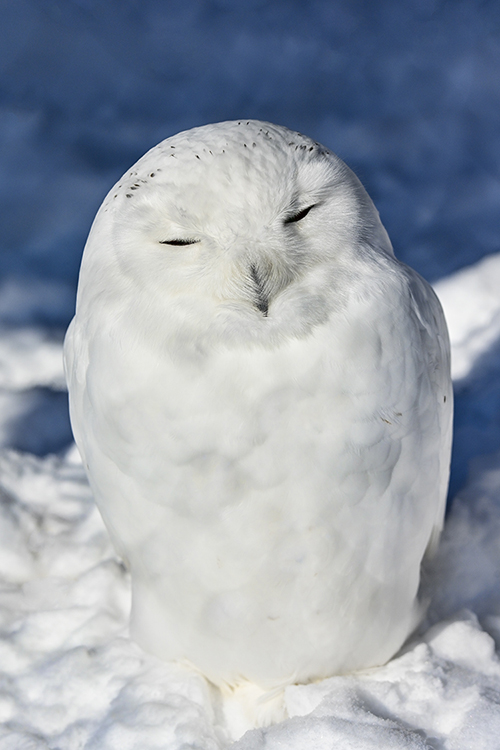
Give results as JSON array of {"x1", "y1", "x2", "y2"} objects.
[
  {"x1": 434, "y1": 252, "x2": 500, "y2": 381},
  {"x1": 0, "y1": 328, "x2": 65, "y2": 392}
]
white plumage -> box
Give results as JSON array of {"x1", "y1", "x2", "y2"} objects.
[{"x1": 64, "y1": 120, "x2": 452, "y2": 725}]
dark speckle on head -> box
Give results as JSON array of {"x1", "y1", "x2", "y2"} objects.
[
  {"x1": 195, "y1": 154, "x2": 200, "y2": 159},
  {"x1": 126, "y1": 194, "x2": 132, "y2": 198},
  {"x1": 150, "y1": 173, "x2": 155, "y2": 177}
]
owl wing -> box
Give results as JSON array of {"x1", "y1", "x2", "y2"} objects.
[{"x1": 406, "y1": 266, "x2": 453, "y2": 558}]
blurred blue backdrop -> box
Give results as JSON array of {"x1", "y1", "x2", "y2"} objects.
[{"x1": 1, "y1": 0, "x2": 499, "y2": 496}]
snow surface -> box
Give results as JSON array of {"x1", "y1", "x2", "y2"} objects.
[
  {"x1": 0, "y1": 255, "x2": 500, "y2": 749},
  {"x1": 1, "y1": 0, "x2": 500, "y2": 746}
]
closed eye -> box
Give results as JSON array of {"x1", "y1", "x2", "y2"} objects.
[
  {"x1": 283, "y1": 204, "x2": 317, "y2": 225},
  {"x1": 159, "y1": 239, "x2": 200, "y2": 246}
]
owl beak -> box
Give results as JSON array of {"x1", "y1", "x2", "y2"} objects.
[{"x1": 249, "y1": 264, "x2": 269, "y2": 317}]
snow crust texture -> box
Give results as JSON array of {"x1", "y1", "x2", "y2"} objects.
[{"x1": 1, "y1": 253, "x2": 500, "y2": 748}]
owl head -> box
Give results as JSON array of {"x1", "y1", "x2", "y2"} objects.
[{"x1": 76, "y1": 121, "x2": 393, "y2": 350}]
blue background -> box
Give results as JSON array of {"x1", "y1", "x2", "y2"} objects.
[{"x1": 1, "y1": 0, "x2": 499, "y2": 497}]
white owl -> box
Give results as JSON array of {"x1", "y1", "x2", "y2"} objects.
[{"x1": 64, "y1": 120, "x2": 452, "y2": 726}]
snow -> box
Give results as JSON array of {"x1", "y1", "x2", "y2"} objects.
[
  {"x1": 1, "y1": 0, "x2": 500, "y2": 746},
  {"x1": 434, "y1": 253, "x2": 500, "y2": 382}
]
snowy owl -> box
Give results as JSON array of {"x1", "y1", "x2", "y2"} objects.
[{"x1": 64, "y1": 120, "x2": 452, "y2": 714}]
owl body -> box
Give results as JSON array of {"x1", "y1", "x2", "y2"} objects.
[{"x1": 64, "y1": 121, "x2": 452, "y2": 691}]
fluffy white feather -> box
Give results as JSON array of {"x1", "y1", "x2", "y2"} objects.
[{"x1": 64, "y1": 120, "x2": 452, "y2": 732}]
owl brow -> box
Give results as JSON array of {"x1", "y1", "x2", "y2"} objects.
[{"x1": 159, "y1": 239, "x2": 200, "y2": 246}]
